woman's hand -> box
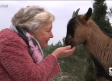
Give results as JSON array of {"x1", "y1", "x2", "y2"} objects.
[{"x1": 51, "y1": 45, "x2": 75, "y2": 59}]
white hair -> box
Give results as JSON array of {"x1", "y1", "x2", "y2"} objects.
[{"x1": 12, "y1": 6, "x2": 55, "y2": 32}]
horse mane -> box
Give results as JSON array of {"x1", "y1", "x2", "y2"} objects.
[
  {"x1": 101, "y1": 29, "x2": 112, "y2": 38},
  {"x1": 90, "y1": 19, "x2": 112, "y2": 38},
  {"x1": 78, "y1": 17, "x2": 112, "y2": 39}
]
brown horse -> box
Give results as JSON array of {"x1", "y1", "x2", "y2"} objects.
[{"x1": 65, "y1": 8, "x2": 112, "y2": 81}]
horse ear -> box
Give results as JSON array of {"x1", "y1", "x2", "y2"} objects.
[
  {"x1": 84, "y1": 8, "x2": 92, "y2": 21},
  {"x1": 72, "y1": 8, "x2": 80, "y2": 17}
]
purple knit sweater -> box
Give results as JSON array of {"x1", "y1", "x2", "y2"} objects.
[{"x1": 0, "y1": 28, "x2": 61, "y2": 81}]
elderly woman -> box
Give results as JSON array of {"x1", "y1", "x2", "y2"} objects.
[{"x1": 0, "y1": 6, "x2": 75, "y2": 81}]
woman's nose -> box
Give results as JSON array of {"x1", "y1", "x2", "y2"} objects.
[{"x1": 50, "y1": 32, "x2": 53, "y2": 38}]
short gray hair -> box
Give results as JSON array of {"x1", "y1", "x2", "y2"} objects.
[{"x1": 12, "y1": 6, "x2": 55, "y2": 32}]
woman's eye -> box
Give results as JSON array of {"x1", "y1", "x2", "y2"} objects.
[{"x1": 47, "y1": 30, "x2": 50, "y2": 32}]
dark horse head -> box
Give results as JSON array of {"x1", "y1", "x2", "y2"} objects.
[{"x1": 65, "y1": 8, "x2": 92, "y2": 47}]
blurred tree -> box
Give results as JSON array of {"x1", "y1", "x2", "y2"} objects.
[
  {"x1": 62, "y1": 37, "x2": 65, "y2": 46},
  {"x1": 108, "y1": 7, "x2": 112, "y2": 17},
  {"x1": 91, "y1": 0, "x2": 112, "y2": 34},
  {"x1": 107, "y1": 7, "x2": 112, "y2": 26}
]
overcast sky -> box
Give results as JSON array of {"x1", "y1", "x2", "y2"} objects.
[{"x1": 0, "y1": 1, "x2": 112, "y2": 45}]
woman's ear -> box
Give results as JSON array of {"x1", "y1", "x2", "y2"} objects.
[{"x1": 84, "y1": 8, "x2": 92, "y2": 21}]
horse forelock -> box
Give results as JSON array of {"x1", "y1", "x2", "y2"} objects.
[{"x1": 67, "y1": 15, "x2": 87, "y2": 33}]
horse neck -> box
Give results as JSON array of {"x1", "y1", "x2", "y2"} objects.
[
  {"x1": 85, "y1": 22, "x2": 111, "y2": 58},
  {"x1": 85, "y1": 22, "x2": 112, "y2": 72}
]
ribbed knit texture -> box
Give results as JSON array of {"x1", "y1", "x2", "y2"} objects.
[{"x1": 0, "y1": 28, "x2": 61, "y2": 81}]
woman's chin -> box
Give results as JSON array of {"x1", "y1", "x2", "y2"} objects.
[{"x1": 42, "y1": 44, "x2": 48, "y2": 48}]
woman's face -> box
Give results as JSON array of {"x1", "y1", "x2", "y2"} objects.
[{"x1": 31, "y1": 22, "x2": 53, "y2": 48}]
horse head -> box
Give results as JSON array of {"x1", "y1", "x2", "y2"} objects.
[{"x1": 65, "y1": 8, "x2": 92, "y2": 47}]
